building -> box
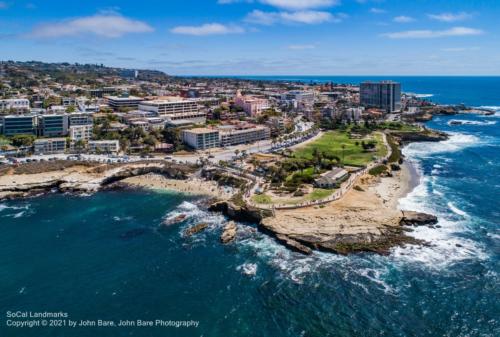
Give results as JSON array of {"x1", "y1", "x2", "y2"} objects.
[
  {"x1": 38, "y1": 114, "x2": 69, "y2": 137},
  {"x1": 360, "y1": 81, "x2": 401, "y2": 113},
  {"x1": 139, "y1": 98, "x2": 205, "y2": 125},
  {"x1": 88, "y1": 140, "x2": 120, "y2": 154},
  {"x1": 0, "y1": 99, "x2": 30, "y2": 114},
  {"x1": 139, "y1": 98, "x2": 198, "y2": 115},
  {"x1": 33, "y1": 138, "x2": 66, "y2": 155},
  {"x1": 89, "y1": 87, "x2": 116, "y2": 98},
  {"x1": 281, "y1": 90, "x2": 315, "y2": 105},
  {"x1": 1, "y1": 115, "x2": 37, "y2": 136},
  {"x1": 218, "y1": 123, "x2": 270, "y2": 147},
  {"x1": 314, "y1": 168, "x2": 349, "y2": 189},
  {"x1": 68, "y1": 113, "x2": 93, "y2": 126},
  {"x1": 182, "y1": 128, "x2": 220, "y2": 150},
  {"x1": 69, "y1": 125, "x2": 93, "y2": 141},
  {"x1": 105, "y1": 94, "x2": 144, "y2": 111},
  {"x1": 234, "y1": 90, "x2": 270, "y2": 117}
]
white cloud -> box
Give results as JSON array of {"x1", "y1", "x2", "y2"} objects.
[
  {"x1": 393, "y1": 15, "x2": 415, "y2": 23},
  {"x1": 28, "y1": 13, "x2": 153, "y2": 38},
  {"x1": 246, "y1": 10, "x2": 343, "y2": 25},
  {"x1": 428, "y1": 12, "x2": 473, "y2": 22},
  {"x1": 170, "y1": 23, "x2": 244, "y2": 36},
  {"x1": 370, "y1": 8, "x2": 386, "y2": 14},
  {"x1": 259, "y1": 0, "x2": 338, "y2": 10},
  {"x1": 383, "y1": 26, "x2": 483, "y2": 39},
  {"x1": 218, "y1": 0, "x2": 339, "y2": 10},
  {"x1": 288, "y1": 44, "x2": 316, "y2": 50},
  {"x1": 441, "y1": 46, "x2": 480, "y2": 52}
]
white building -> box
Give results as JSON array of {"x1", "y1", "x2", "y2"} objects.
[
  {"x1": 69, "y1": 125, "x2": 93, "y2": 141},
  {"x1": 88, "y1": 140, "x2": 120, "y2": 154},
  {"x1": 218, "y1": 124, "x2": 270, "y2": 147},
  {"x1": 139, "y1": 97, "x2": 206, "y2": 125},
  {"x1": 182, "y1": 128, "x2": 220, "y2": 150},
  {"x1": 0, "y1": 99, "x2": 30, "y2": 113},
  {"x1": 33, "y1": 138, "x2": 67, "y2": 154},
  {"x1": 139, "y1": 98, "x2": 199, "y2": 116},
  {"x1": 281, "y1": 91, "x2": 315, "y2": 105}
]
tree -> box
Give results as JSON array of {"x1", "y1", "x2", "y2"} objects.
[{"x1": 11, "y1": 134, "x2": 35, "y2": 147}]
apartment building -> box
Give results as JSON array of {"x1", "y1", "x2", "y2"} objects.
[
  {"x1": 33, "y1": 138, "x2": 67, "y2": 155},
  {"x1": 88, "y1": 140, "x2": 120, "y2": 154},
  {"x1": 360, "y1": 81, "x2": 401, "y2": 113},
  {"x1": 69, "y1": 125, "x2": 93, "y2": 141},
  {"x1": 0, "y1": 98, "x2": 30, "y2": 114}
]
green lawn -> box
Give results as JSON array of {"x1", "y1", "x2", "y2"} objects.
[
  {"x1": 307, "y1": 188, "x2": 334, "y2": 201},
  {"x1": 378, "y1": 122, "x2": 420, "y2": 132},
  {"x1": 293, "y1": 131, "x2": 387, "y2": 166},
  {"x1": 252, "y1": 194, "x2": 273, "y2": 204},
  {"x1": 252, "y1": 188, "x2": 334, "y2": 205}
]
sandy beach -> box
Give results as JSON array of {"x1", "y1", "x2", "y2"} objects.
[{"x1": 122, "y1": 174, "x2": 234, "y2": 200}]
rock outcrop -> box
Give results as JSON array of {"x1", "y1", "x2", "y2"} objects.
[
  {"x1": 400, "y1": 211, "x2": 438, "y2": 227},
  {"x1": 208, "y1": 200, "x2": 273, "y2": 223},
  {"x1": 391, "y1": 130, "x2": 448, "y2": 143},
  {"x1": 220, "y1": 222, "x2": 237, "y2": 244},
  {"x1": 184, "y1": 223, "x2": 209, "y2": 237},
  {"x1": 275, "y1": 234, "x2": 312, "y2": 255}
]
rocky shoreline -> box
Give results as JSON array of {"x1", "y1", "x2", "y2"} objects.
[
  {"x1": 0, "y1": 129, "x2": 447, "y2": 256},
  {"x1": 0, "y1": 161, "x2": 196, "y2": 201}
]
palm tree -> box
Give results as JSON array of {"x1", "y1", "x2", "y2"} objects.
[{"x1": 341, "y1": 144, "x2": 346, "y2": 164}]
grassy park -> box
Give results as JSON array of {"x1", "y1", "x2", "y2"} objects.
[
  {"x1": 293, "y1": 130, "x2": 387, "y2": 166},
  {"x1": 252, "y1": 188, "x2": 335, "y2": 205}
]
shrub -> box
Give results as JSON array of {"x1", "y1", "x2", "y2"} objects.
[{"x1": 369, "y1": 164, "x2": 388, "y2": 176}]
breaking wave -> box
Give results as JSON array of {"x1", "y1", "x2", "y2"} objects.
[{"x1": 402, "y1": 132, "x2": 480, "y2": 157}]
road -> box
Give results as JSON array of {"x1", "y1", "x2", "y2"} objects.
[{"x1": 3, "y1": 120, "x2": 316, "y2": 166}]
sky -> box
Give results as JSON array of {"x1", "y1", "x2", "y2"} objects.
[{"x1": 0, "y1": 0, "x2": 499, "y2": 76}]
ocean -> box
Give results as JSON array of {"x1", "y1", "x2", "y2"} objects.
[{"x1": 1, "y1": 77, "x2": 499, "y2": 337}]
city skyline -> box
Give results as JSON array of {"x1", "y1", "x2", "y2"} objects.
[{"x1": 0, "y1": 0, "x2": 499, "y2": 75}]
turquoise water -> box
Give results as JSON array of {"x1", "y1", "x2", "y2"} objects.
[{"x1": 1, "y1": 79, "x2": 500, "y2": 336}]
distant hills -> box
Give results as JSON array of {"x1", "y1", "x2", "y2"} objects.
[{"x1": 0, "y1": 61, "x2": 170, "y2": 88}]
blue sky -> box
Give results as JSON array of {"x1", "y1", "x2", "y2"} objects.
[{"x1": 0, "y1": 0, "x2": 499, "y2": 75}]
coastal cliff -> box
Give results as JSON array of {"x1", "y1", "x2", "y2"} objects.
[{"x1": 0, "y1": 161, "x2": 196, "y2": 200}]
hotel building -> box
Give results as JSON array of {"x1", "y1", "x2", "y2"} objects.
[
  {"x1": 234, "y1": 90, "x2": 270, "y2": 117},
  {"x1": 219, "y1": 124, "x2": 270, "y2": 147},
  {"x1": 182, "y1": 123, "x2": 270, "y2": 150},
  {"x1": 182, "y1": 128, "x2": 220, "y2": 150}
]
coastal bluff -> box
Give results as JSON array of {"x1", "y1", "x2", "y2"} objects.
[{"x1": 0, "y1": 160, "x2": 196, "y2": 200}]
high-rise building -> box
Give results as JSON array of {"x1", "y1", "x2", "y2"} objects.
[{"x1": 360, "y1": 81, "x2": 401, "y2": 112}]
